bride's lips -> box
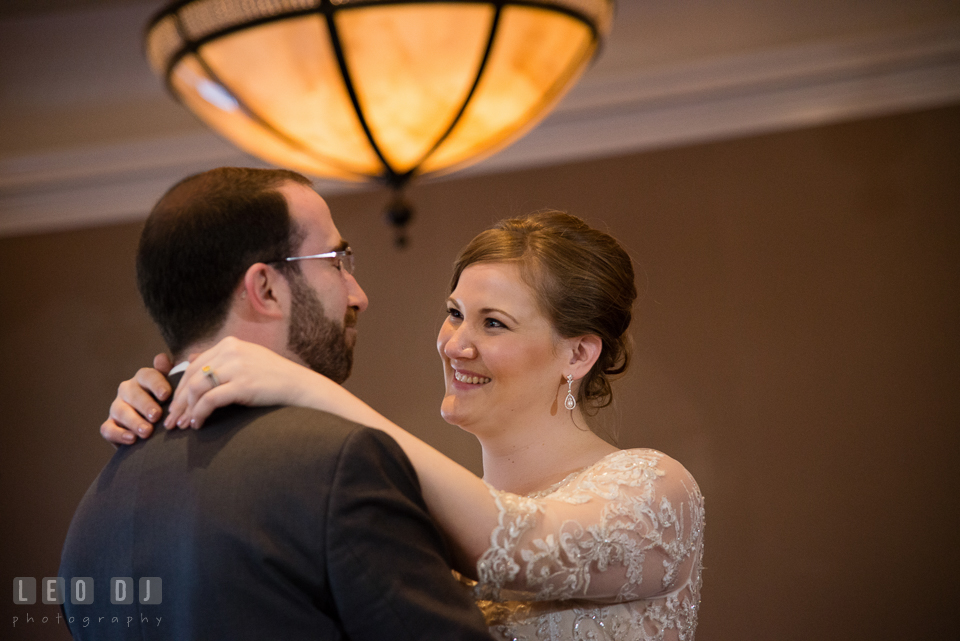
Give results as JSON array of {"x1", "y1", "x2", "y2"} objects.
[{"x1": 450, "y1": 368, "x2": 491, "y2": 389}]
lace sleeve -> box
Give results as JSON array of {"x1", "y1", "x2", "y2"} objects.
[{"x1": 474, "y1": 449, "x2": 704, "y2": 604}]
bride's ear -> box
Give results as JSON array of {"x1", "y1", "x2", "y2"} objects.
[
  {"x1": 565, "y1": 334, "x2": 602, "y2": 379},
  {"x1": 238, "y1": 263, "x2": 286, "y2": 320}
]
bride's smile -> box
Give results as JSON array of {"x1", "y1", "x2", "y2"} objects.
[
  {"x1": 452, "y1": 370, "x2": 491, "y2": 385},
  {"x1": 437, "y1": 261, "x2": 574, "y2": 437}
]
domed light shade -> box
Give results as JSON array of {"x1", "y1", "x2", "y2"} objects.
[{"x1": 145, "y1": 0, "x2": 613, "y2": 190}]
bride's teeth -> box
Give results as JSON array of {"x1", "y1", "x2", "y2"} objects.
[{"x1": 455, "y1": 372, "x2": 490, "y2": 384}]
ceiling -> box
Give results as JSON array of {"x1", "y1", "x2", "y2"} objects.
[
  {"x1": 0, "y1": 0, "x2": 140, "y2": 18},
  {"x1": 2, "y1": 0, "x2": 959, "y2": 236}
]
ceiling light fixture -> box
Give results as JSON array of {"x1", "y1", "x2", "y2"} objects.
[{"x1": 145, "y1": 0, "x2": 613, "y2": 245}]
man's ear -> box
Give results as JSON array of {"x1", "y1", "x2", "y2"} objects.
[
  {"x1": 238, "y1": 263, "x2": 287, "y2": 320},
  {"x1": 564, "y1": 334, "x2": 602, "y2": 380}
]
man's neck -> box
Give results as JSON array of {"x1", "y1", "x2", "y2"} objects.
[
  {"x1": 170, "y1": 333, "x2": 309, "y2": 380},
  {"x1": 171, "y1": 337, "x2": 217, "y2": 371}
]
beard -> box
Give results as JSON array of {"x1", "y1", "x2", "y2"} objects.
[{"x1": 286, "y1": 272, "x2": 355, "y2": 384}]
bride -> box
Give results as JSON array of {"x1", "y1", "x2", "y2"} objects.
[{"x1": 105, "y1": 211, "x2": 705, "y2": 640}]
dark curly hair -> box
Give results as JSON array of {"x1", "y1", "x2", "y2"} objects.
[{"x1": 451, "y1": 211, "x2": 637, "y2": 412}]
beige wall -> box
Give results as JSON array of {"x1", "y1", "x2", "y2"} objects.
[{"x1": 2, "y1": 104, "x2": 958, "y2": 639}]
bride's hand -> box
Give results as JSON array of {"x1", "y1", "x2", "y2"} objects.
[
  {"x1": 100, "y1": 353, "x2": 174, "y2": 445},
  {"x1": 165, "y1": 336, "x2": 319, "y2": 430}
]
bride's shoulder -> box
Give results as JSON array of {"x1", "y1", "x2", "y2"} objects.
[
  {"x1": 591, "y1": 447, "x2": 683, "y2": 470},
  {"x1": 585, "y1": 448, "x2": 701, "y2": 495}
]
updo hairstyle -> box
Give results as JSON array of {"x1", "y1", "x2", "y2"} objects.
[{"x1": 450, "y1": 211, "x2": 637, "y2": 411}]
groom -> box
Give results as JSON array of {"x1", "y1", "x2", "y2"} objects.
[{"x1": 58, "y1": 167, "x2": 490, "y2": 640}]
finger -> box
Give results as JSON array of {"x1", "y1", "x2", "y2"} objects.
[
  {"x1": 135, "y1": 366, "x2": 173, "y2": 404},
  {"x1": 181, "y1": 367, "x2": 224, "y2": 428},
  {"x1": 187, "y1": 384, "x2": 235, "y2": 429},
  {"x1": 101, "y1": 418, "x2": 137, "y2": 445},
  {"x1": 168, "y1": 339, "x2": 240, "y2": 427},
  {"x1": 168, "y1": 365, "x2": 217, "y2": 428},
  {"x1": 165, "y1": 383, "x2": 189, "y2": 429},
  {"x1": 153, "y1": 353, "x2": 174, "y2": 375},
  {"x1": 118, "y1": 376, "x2": 164, "y2": 422},
  {"x1": 109, "y1": 397, "x2": 156, "y2": 439},
  {"x1": 163, "y1": 355, "x2": 212, "y2": 427}
]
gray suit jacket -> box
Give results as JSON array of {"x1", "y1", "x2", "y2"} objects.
[{"x1": 59, "y1": 380, "x2": 490, "y2": 640}]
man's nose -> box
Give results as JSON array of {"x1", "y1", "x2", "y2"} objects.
[{"x1": 346, "y1": 273, "x2": 369, "y2": 312}]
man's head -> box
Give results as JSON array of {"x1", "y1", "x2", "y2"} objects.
[{"x1": 136, "y1": 167, "x2": 367, "y2": 383}]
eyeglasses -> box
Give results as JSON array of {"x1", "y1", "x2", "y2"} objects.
[{"x1": 275, "y1": 247, "x2": 355, "y2": 275}]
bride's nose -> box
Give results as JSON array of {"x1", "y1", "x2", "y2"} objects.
[{"x1": 440, "y1": 323, "x2": 477, "y2": 360}]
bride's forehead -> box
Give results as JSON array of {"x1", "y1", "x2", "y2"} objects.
[
  {"x1": 456, "y1": 262, "x2": 523, "y2": 290},
  {"x1": 453, "y1": 263, "x2": 541, "y2": 307}
]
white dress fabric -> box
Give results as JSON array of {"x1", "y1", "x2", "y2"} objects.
[{"x1": 469, "y1": 449, "x2": 704, "y2": 641}]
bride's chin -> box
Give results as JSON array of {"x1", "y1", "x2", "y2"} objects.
[
  {"x1": 439, "y1": 397, "x2": 460, "y2": 426},
  {"x1": 440, "y1": 398, "x2": 476, "y2": 433}
]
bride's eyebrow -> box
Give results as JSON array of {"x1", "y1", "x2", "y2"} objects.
[
  {"x1": 445, "y1": 299, "x2": 519, "y2": 325},
  {"x1": 480, "y1": 307, "x2": 518, "y2": 324}
]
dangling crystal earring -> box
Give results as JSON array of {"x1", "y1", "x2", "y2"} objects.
[{"x1": 564, "y1": 374, "x2": 577, "y2": 410}]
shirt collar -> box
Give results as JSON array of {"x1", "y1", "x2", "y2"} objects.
[{"x1": 169, "y1": 361, "x2": 190, "y2": 376}]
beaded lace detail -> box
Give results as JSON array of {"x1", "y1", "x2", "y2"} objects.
[{"x1": 471, "y1": 449, "x2": 704, "y2": 641}]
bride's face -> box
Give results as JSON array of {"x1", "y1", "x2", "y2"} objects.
[{"x1": 437, "y1": 262, "x2": 569, "y2": 436}]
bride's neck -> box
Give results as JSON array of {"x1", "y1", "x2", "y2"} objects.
[{"x1": 477, "y1": 414, "x2": 618, "y2": 495}]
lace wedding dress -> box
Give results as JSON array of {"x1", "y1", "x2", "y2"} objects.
[{"x1": 466, "y1": 449, "x2": 704, "y2": 641}]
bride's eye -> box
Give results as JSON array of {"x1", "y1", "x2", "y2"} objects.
[
  {"x1": 485, "y1": 318, "x2": 507, "y2": 329},
  {"x1": 446, "y1": 307, "x2": 463, "y2": 321}
]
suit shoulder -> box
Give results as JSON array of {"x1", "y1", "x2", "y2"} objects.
[
  {"x1": 238, "y1": 406, "x2": 410, "y2": 467},
  {"x1": 243, "y1": 405, "x2": 372, "y2": 442}
]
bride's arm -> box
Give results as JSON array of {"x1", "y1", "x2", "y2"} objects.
[
  {"x1": 168, "y1": 338, "x2": 498, "y2": 574},
  {"x1": 292, "y1": 382, "x2": 499, "y2": 575},
  {"x1": 165, "y1": 337, "x2": 705, "y2": 600}
]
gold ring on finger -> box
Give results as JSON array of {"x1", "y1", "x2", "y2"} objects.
[{"x1": 202, "y1": 365, "x2": 220, "y2": 388}]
